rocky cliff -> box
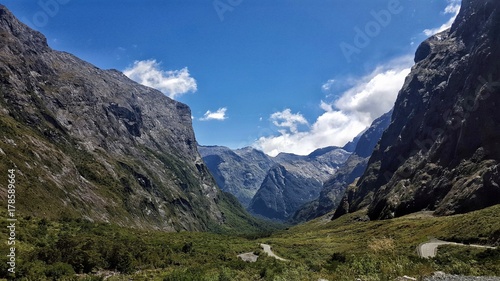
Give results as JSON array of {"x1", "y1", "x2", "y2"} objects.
[
  {"x1": 334, "y1": 0, "x2": 500, "y2": 220},
  {"x1": 0, "y1": 5, "x2": 260, "y2": 232},
  {"x1": 200, "y1": 144, "x2": 350, "y2": 221},
  {"x1": 248, "y1": 147, "x2": 350, "y2": 221},
  {"x1": 198, "y1": 145, "x2": 275, "y2": 207}
]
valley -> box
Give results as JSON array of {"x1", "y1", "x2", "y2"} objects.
[
  {"x1": 0, "y1": 0, "x2": 499, "y2": 280},
  {"x1": 1, "y1": 205, "x2": 498, "y2": 280}
]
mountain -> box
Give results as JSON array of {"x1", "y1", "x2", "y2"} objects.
[
  {"x1": 199, "y1": 144, "x2": 350, "y2": 221},
  {"x1": 292, "y1": 110, "x2": 392, "y2": 222},
  {"x1": 342, "y1": 128, "x2": 364, "y2": 153},
  {"x1": 334, "y1": 0, "x2": 500, "y2": 220},
  {"x1": 198, "y1": 145, "x2": 275, "y2": 206},
  {"x1": 247, "y1": 147, "x2": 350, "y2": 220},
  {"x1": 0, "y1": 5, "x2": 262, "y2": 232}
]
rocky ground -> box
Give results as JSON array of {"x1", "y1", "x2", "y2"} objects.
[{"x1": 423, "y1": 272, "x2": 500, "y2": 281}]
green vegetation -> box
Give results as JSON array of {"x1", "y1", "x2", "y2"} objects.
[
  {"x1": 434, "y1": 245, "x2": 500, "y2": 276},
  {"x1": 209, "y1": 191, "x2": 282, "y2": 237},
  {"x1": 0, "y1": 205, "x2": 498, "y2": 280}
]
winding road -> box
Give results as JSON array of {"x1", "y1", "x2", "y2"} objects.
[
  {"x1": 417, "y1": 239, "x2": 497, "y2": 258},
  {"x1": 237, "y1": 244, "x2": 289, "y2": 262},
  {"x1": 260, "y1": 243, "x2": 289, "y2": 261}
]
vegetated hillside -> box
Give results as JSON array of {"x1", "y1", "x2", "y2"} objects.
[
  {"x1": 0, "y1": 5, "x2": 263, "y2": 233},
  {"x1": 335, "y1": 0, "x2": 500, "y2": 220},
  {"x1": 3, "y1": 204, "x2": 498, "y2": 280},
  {"x1": 265, "y1": 204, "x2": 500, "y2": 281},
  {"x1": 198, "y1": 145, "x2": 275, "y2": 207},
  {"x1": 248, "y1": 147, "x2": 350, "y2": 221},
  {"x1": 292, "y1": 110, "x2": 392, "y2": 223}
]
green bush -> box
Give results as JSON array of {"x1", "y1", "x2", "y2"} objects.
[
  {"x1": 45, "y1": 262, "x2": 76, "y2": 279},
  {"x1": 163, "y1": 268, "x2": 206, "y2": 281}
]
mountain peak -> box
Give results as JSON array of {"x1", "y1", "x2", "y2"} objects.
[{"x1": 0, "y1": 5, "x2": 49, "y2": 51}]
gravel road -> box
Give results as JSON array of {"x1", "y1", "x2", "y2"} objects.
[
  {"x1": 417, "y1": 239, "x2": 496, "y2": 258},
  {"x1": 260, "y1": 243, "x2": 288, "y2": 261}
]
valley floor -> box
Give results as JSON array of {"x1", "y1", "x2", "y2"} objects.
[{"x1": 1, "y1": 205, "x2": 499, "y2": 280}]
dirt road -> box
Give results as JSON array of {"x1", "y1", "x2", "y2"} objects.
[
  {"x1": 417, "y1": 239, "x2": 496, "y2": 258},
  {"x1": 260, "y1": 243, "x2": 289, "y2": 261}
]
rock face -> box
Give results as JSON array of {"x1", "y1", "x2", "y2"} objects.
[
  {"x1": 248, "y1": 147, "x2": 350, "y2": 220},
  {"x1": 0, "y1": 5, "x2": 258, "y2": 232},
  {"x1": 334, "y1": 0, "x2": 500, "y2": 220},
  {"x1": 200, "y1": 144, "x2": 350, "y2": 221},
  {"x1": 198, "y1": 145, "x2": 275, "y2": 207},
  {"x1": 292, "y1": 110, "x2": 392, "y2": 222}
]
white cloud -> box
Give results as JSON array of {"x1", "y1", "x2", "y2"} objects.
[
  {"x1": 321, "y1": 79, "x2": 336, "y2": 93},
  {"x1": 123, "y1": 59, "x2": 197, "y2": 99},
  {"x1": 270, "y1": 109, "x2": 308, "y2": 133},
  {"x1": 320, "y1": 100, "x2": 333, "y2": 112},
  {"x1": 423, "y1": 0, "x2": 461, "y2": 36},
  {"x1": 254, "y1": 57, "x2": 412, "y2": 157},
  {"x1": 200, "y1": 107, "x2": 228, "y2": 121}
]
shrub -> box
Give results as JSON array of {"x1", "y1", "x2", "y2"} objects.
[{"x1": 45, "y1": 262, "x2": 76, "y2": 279}]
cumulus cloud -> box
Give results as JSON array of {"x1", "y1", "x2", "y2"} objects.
[
  {"x1": 270, "y1": 109, "x2": 309, "y2": 133},
  {"x1": 200, "y1": 107, "x2": 228, "y2": 121},
  {"x1": 123, "y1": 59, "x2": 197, "y2": 99},
  {"x1": 255, "y1": 57, "x2": 412, "y2": 156},
  {"x1": 423, "y1": 0, "x2": 461, "y2": 36}
]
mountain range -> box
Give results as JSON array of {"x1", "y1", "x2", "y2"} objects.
[
  {"x1": 292, "y1": 109, "x2": 392, "y2": 222},
  {"x1": 0, "y1": 0, "x2": 499, "y2": 279},
  {"x1": 199, "y1": 107, "x2": 394, "y2": 222},
  {"x1": 198, "y1": 145, "x2": 275, "y2": 207},
  {"x1": 248, "y1": 146, "x2": 350, "y2": 220},
  {"x1": 200, "y1": 144, "x2": 350, "y2": 221},
  {"x1": 200, "y1": 0, "x2": 500, "y2": 224}
]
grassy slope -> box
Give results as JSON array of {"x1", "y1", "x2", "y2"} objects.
[
  {"x1": 264, "y1": 205, "x2": 500, "y2": 280},
  {"x1": 0, "y1": 205, "x2": 498, "y2": 280}
]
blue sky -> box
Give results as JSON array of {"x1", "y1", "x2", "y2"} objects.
[{"x1": 4, "y1": 0, "x2": 460, "y2": 156}]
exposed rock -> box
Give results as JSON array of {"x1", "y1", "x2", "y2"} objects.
[
  {"x1": 248, "y1": 164, "x2": 320, "y2": 220},
  {"x1": 248, "y1": 147, "x2": 350, "y2": 221},
  {"x1": 424, "y1": 273, "x2": 500, "y2": 281},
  {"x1": 237, "y1": 252, "x2": 259, "y2": 263},
  {"x1": 0, "y1": 5, "x2": 258, "y2": 232},
  {"x1": 292, "y1": 110, "x2": 392, "y2": 222},
  {"x1": 199, "y1": 145, "x2": 275, "y2": 207},
  {"x1": 335, "y1": 0, "x2": 500, "y2": 220},
  {"x1": 200, "y1": 143, "x2": 350, "y2": 221}
]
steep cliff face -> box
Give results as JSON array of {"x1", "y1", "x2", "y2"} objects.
[
  {"x1": 292, "y1": 110, "x2": 392, "y2": 222},
  {"x1": 247, "y1": 164, "x2": 321, "y2": 220},
  {"x1": 335, "y1": 0, "x2": 500, "y2": 220},
  {"x1": 248, "y1": 147, "x2": 350, "y2": 221},
  {"x1": 198, "y1": 145, "x2": 275, "y2": 207},
  {"x1": 0, "y1": 5, "x2": 257, "y2": 232}
]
